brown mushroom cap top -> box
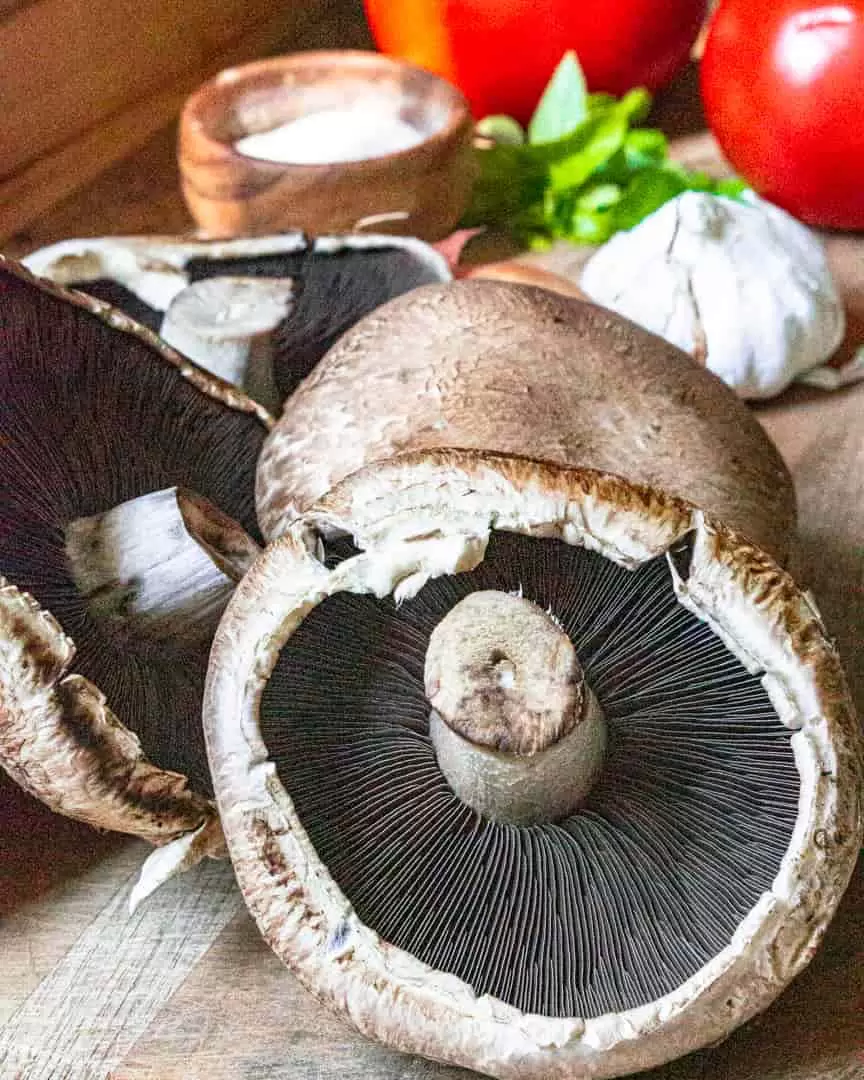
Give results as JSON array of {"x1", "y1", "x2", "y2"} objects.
[
  {"x1": 758, "y1": 379, "x2": 864, "y2": 715},
  {"x1": 256, "y1": 280, "x2": 795, "y2": 562}
]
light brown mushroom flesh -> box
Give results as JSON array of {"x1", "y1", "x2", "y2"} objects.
[{"x1": 426, "y1": 590, "x2": 605, "y2": 823}]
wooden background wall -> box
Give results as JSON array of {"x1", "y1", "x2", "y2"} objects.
[{"x1": 0, "y1": 0, "x2": 371, "y2": 244}]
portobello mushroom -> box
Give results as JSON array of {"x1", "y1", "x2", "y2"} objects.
[
  {"x1": 759, "y1": 380, "x2": 864, "y2": 715},
  {"x1": 256, "y1": 280, "x2": 796, "y2": 563},
  {"x1": 24, "y1": 232, "x2": 450, "y2": 411},
  {"x1": 0, "y1": 258, "x2": 267, "y2": 901},
  {"x1": 205, "y1": 449, "x2": 862, "y2": 1080}
]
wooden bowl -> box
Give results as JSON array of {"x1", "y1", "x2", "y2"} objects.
[{"x1": 178, "y1": 51, "x2": 476, "y2": 242}]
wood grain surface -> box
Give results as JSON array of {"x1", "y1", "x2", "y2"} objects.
[
  {"x1": 0, "y1": 0, "x2": 373, "y2": 244},
  {"x1": 0, "y1": 857, "x2": 242, "y2": 1079},
  {"x1": 0, "y1": 70, "x2": 862, "y2": 1080},
  {"x1": 0, "y1": 0, "x2": 36, "y2": 17}
]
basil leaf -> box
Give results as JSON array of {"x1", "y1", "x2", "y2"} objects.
[
  {"x1": 528, "y1": 51, "x2": 588, "y2": 144},
  {"x1": 541, "y1": 187, "x2": 617, "y2": 245},
  {"x1": 511, "y1": 203, "x2": 555, "y2": 249},
  {"x1": 527, "y1": 233, "x2": 556, "y2": 252},
  {"x1": 714, "y1": 177, "x2": 750, "y2": 199},
  {"x1": 547, "y1": 109, "x2": 627, "y2": 191},
  {"x1": 476, "y1": 114, "x2": 526, "y2": 146},
  {"x1": 460, "y1": 49, "x2": 749, "y2": 249},
  {"x1": 569, "y1": 207, "x2": 618, "y2": 245},
  {"x1": 587, "y1": 92, "x2": 617, "y2": 111},
  {"x1": 547, "y1": 122, "x2": 625, "y2": 191},
  {"x1": 546, "y1": 88, "x2": 653, "y2": 190},
  {"x1": 617, "y1": 87, "x2": 652, "y2": 125},
  {"x1": 673, "y1": 167, "x2": 717, "y2": 192},
  {"x1": 623, "y1": 128, "x2": 668, "y2": 169},
  {"x1": 613, "y1": 168, "x2": 688, "y2": 231},
  {"x1": 576, "y1": 182, "x2": 622, "y2": 212},
  {"x1": 459, "y1": 142, "x2": 548, "y2": 227}
]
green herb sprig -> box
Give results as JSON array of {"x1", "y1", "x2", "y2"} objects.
[{"x1": 462, "y1": 51, "x2": 748, "y2": 249}]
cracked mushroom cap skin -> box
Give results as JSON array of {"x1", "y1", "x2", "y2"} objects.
[
  {"x1": 23, "y1": 232, "x2": 450, "y2": 407},
  {"x1": 256, "y1": 280, "x2": 796, "y2": 564},
  {"x1": 207, "y1": 450, "x2": 861, "y2": 1080},
  {"x1": 0, "y1": 258, "x2": 268, "y2": 848}
]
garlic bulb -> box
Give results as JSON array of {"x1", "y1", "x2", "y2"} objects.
[{"x1": 580, "y1": 191, "x2": 845, "y2": 399}]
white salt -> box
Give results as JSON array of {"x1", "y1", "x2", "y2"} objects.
[{"x1": 234, "y1": 105, "x2": 423, "y2": 165}]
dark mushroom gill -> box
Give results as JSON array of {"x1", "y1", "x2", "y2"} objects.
[
  {"x1": 260, "y1": 530, "x2": 800, "y2": 1019},
  {"x1": 0, "y1": 267, "x2": 266, "y2": 794},
  {"x1": 71, "y1": 241, "x2": 445, "y2": 399},
  {"x1": 73, "y1": 279, "x2": 163, "y2": 332}
]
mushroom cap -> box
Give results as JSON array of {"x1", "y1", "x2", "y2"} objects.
[
  {"x1": 206, "y1": 450, "x2": 861, "y2": 1080},
  {"x1": 23, "y1": 232, "x2": 450, "y2": 408},
  {"x1": 255, "y1": 280, "x2": 796, "y2": 563},
  {"x1": 758, "y1": 380, "x2": 864, "y2": 716},
  {"x1": 0, "y1": 257, "x2": 267, "y2": 844}
]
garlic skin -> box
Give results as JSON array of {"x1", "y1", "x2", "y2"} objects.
[{"x1": 580, "y1": 192, "x2": 846, "y2": 399}]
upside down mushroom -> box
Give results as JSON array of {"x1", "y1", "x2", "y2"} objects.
[
  {"x1": 205, "y1": 450, "x2": 862, "y2": 1080},
  {"x1": 256, "y1": 280, "x2": 796, "y2": 564},
  {"x1": 24, "y1": 232, "x2": 450, "y2": 412},
  {"x1": 0, "y1": 258, "x2": 268, "y2": 904}
]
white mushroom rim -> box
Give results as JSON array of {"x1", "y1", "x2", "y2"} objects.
[{"x1": 204, "y1": 451, "x2": 862, "y2": 1080}]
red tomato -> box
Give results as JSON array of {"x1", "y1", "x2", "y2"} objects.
[
  {"x1": 701, "y1": 0, "x2": 864, "y2": 230},
  {"x1": 363, "y1": 0, "x2": 708, "y2": 123}
]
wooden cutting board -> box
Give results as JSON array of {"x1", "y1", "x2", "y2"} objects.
[{"x1": 1, "y1": 131, "x2": 862, "y2": 1080}]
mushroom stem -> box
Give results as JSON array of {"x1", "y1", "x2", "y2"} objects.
[
  {"x1": 65, "y1": 488, "x2": 260, "y2": 645},
  {"x1": 159, "y1": 277, "x2": 294, "y2": 414},
  {"x1": 425, "y1": 591, "x2": 605, "y2": 824}
]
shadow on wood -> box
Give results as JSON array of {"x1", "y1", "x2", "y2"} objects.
[{"x1": 0, "y1": 770, "x2": 123, "y2": 918}]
